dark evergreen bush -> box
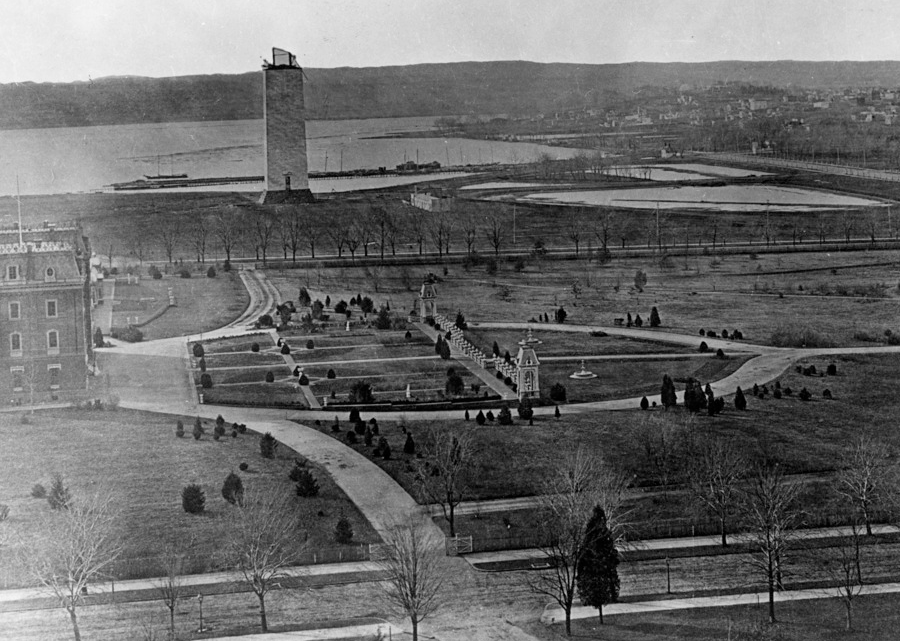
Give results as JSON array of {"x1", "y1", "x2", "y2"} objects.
[
  {"x1": 823, "y1": 389, "x2": 833, "y2": 399},
  {"x1": 475, "y1": 410, "x2": 486, "y2": 425},
  {"x1": 327, "y1": 369, "x2": 336, "y2": 379},
  {"x1": 192, "y1": 418, "x2": 204, "y2": 440},
  {"x1": 199, "y1": 358, "x2": 206, "y2": 372},
  {"x1": 405, "y1": 330, "x2": 412, "y2": 340},
  {"x1": 221, "y1": 472, "x2": 244, "y2": 506},
  {"x1": 47, "y1": 474, "x2": 71, "y2": 510},
  {"x1": 260, "y1": 432, "x2": 278, "y2": 458},
  {"x1": 716, "y1": 348, "x2": 726, "y2": 359},
  {"x1": 192, "y1": 343, "x2": 205, "y2": 358},
  {"x1": 404, "y1": 433, "x2": 416, "y2": 454},
  {"x1": 206, "y1": 266, "x2": 217, "y2": 278},
  {"x1": 517, "y1": 396, "x2": 534, "y2": 420},
  {"x1": 200, "y1": 373, "x2": 213, "y2": 388},
  {"x1": 345, "y1": 430, "x2": 358, "y2": 444},
  {"x1": 265, "y1": 371, "x2": 275, "y2": 383},
  {"x1": 239, "y1": 462, "x2": 249, "y2": 471},
  {"x1": 734, "y1": 387, "x2": 747, "y2": 410},
  {"x1": 258, "y1": 314, "x2": 274, "y2": 328},
  {"x1": 306, "y1": 339, "x2": 314, "y2": 350},
  {"x1": 827, "y1": 363, "x2": 837, "y2": 376},
  {"x1": 699, "y1": 328, "x2": 706, "y2": 336},
  {"x1": 295, "y1": 469, "x2": 320, "y2": 497},
  {"x1": 335, "y1": 515, "x2": 354, "y2": 544},
  {"x1": 699, "y1": 341, "x2": 709, "y2": 353},
  {"x1": 182, "y1": 484, "x2": 205, "y2": 514},
  {"x1": 549, "y1": 382, "x2": 567, "y2": 402},
  {"x1": 299, "y1": 374, "x2": 310, "y2": 385},
  {"x1": 640, "y1": 396, "x2": 649, "y2": 410},
  {"x1": 774, "y1": 388, "x2": 782, "y2": 399},
  {"x1": 349, "y1": 381, "x2": 374, "y2": 404},
  {"x1": 634, "y1": 314, "x2": 643, "y2": 327},
  {"x1": 364, "y1": 426, "x2": 374, "y2": 447},
  {"x1": 175, "y1": 419, "x2": 185, "y2": 437},
  {"x1": 498, "y1": 405, "x2": 513, "y2": 425},
  {"x1": 650, "y1": 307, "x2": 661, "y2": 327},
  {"x1": 486, "y1": 410, "x2": 495, "y2": 422},
  {"x1": 251, "y1": 342, "x2": 260, "y2": 353},
  {"x1": 799, "y1": 387, "x2": 812, "y2": 401},
  {"x1": 706, "y1": 330, "x2": 717, "y2": 338}
]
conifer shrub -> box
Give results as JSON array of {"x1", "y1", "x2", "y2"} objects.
[
  {"x1": 192, "y1": 343, "x2": 205, "y2": 358},
  {"x1": 486, "y1": 410, "x2": 495, "y2": 422},
  {"x1": 475, "y1": 410, "x2": 486, "y2": 425},
  {"x1": 827, "y1": 363, "x2": 837, "y2": 376},
  {"x1": 498, "y1": 405, "x2": 513, "y2": 425},
  {"x1": 799, "y1": 387, "x2": 812, "y2": 401},
  {"x1": 200, "y1": 373, "x2": 213, "y2": 388},
  {"x1": 699, "y1": 341, "x2": 709, "y2": 353},
  {"x1": 47, "y1": 474, "x2": 71, "y2": 510},
  {"x1": 716, "y1": 348, "x2": 726, "y2": 359},
  {"x1": 299, "y1": 374, "x2": 309, "y2": 385},
  {"x1": 206, "y1": 266, "x2": 217, "y2": 278},
  {"x1": 295, "y1": 469, "x2": 320, "y2": 497},
  {"x1": 260, "y1": 432, "x2": 278, "y2": 458},
  {"x1": 404, "y1": 433, "x2": 416, "y2": 454},
  {"x1": 199, "y1": 358, "x2": 206, "y2": 372},
  {"x1": 335, "y1": 515, "x2": 354, "y2": 544},
  {"x1": 182, "y1": 484, "x2": 206, "y2": 514},
  {"x1": 640, "y1": 396, "x2": 649, "y2": 410},
  {"x1": 175, "y1": 419, "x2": 185, "y2": 437},
  {"x1": 221, "y1": 472, "x2": 244, "y2": 505},
  {"x1": 251, "y1": 343, "x2": 260, "y2": 353},
  {"x1": 554, "y1": 405, "x2": 561, "y2": 419},
  {"x1": 239, "y1": 462, "x2": 248, "y2": 472},
  {"x1": 327, "y1": 369, "x2": 336, "y2": 379},
  {"x1": 549, "y1": 382, "x2": 567, "y2": 402},
  {"x1": 823, "y1": 389, "x2": 833, "y2": 399},
  {"x1": 345, "y1": 430, "x2": 358, "y2": 444},
  {"x1": 517, "y1": 396, "x2": 534, "y2": 420},
  {"x1": 192, "y1": 418, "x2": 204, "y2": 440},
  {"x1": 699, "y1": 328, "x2": 706, "y2": 336},
  {"x1": 306, "y1": 339, "x2": 314, "y2": 350},
  {"x1": 265, "y1": 371, "x2": 275, "y2": 383},
  {"x1": 364, "y1": 426, "x2": 374, "y2": 447},
  {"x1": 281, "y1": 343, "x2": 291, "y2": 355}
]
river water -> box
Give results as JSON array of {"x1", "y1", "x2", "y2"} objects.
[{"x1": 0, "y1": 116, "x2": 585, "y2": 197}]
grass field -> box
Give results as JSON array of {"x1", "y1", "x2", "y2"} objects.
[
  {"x1": 464, "y1": 327, "x2": 690, "y2": 359},
  {"x1": 527, "y1": 593, "x2": 900, "y2": 641},
  {"x1": 0, "y1": 408, "x2": 378, "y2": 587}
]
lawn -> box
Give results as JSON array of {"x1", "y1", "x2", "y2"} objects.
[
  {"x1": 526, "y1": 592, "x2": 900, "y2": 641},
  {"x1": 346, "y1": 353, "x2": 900, "y2": 503},
  {"x1": 464, "y1": 327, "x2": 689, "y2": 359},
  {"x1": 0, "y1": 408, "x2": 378, "y2": 588}
]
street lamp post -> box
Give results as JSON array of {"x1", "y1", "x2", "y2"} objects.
[{"x1": 197, "y1": 593, "x2": 209, "y2": 633}]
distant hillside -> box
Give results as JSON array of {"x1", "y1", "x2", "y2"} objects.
[{"x1": 2, "y1": 60, "x2": 900, "y2": 130}]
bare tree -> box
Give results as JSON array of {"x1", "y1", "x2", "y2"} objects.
[
  {"x1": 819, "y1": 523, "x2": 865, "y2": 630},
  {"x1": 300, "y1": 208, "x2": 321, "y2": 258},
  {"x1": 637, "y1": 414, "x2": 684, "y2": 500},
  {"x1": 253, "y1": 210, "x2": 277, "y2": 267},
  {"x1": 841, "y1": 212, "x2": 855, "y2": 243},
  {"x1": 22, "y1": 491, "x2": 122, "y2": 641},
  {"x1": 153, "y1": 538, "x2": 194, "y2": 641},
  {"x1": 372, "y1": 206, "x2": 395, "y2": 260},
  {"x1": 740, "y1": 464, "x2": 801, "y2": 624},
  {"x1": 224, "y1": 487, "x2": 306, "y2": 633},
  {"x1": 413, "y1": 428, "x2": 474, "y2": 537},
  {"x1": 428, "y1": 213, "x2": 453, "y2": 258},
  {"x1": 485, "y1": 215, "x2": 503, "y2": 256},
  {"x1": 280, "y1": 205, "x2": 304, "y2": 263},
  {"x1": 155, "y1": 216, "x2": 182, "y2": 264},
  {"x1": 344, "y1": 219, "x2": 363, "y2": 259},
  {"x1": 214, "y1": 206, "x2": 242, "y2": 262},
  {"x1": 324, "y1": 222, "x2": 346, "y2": 258},
  {"x1": 188, "y1": 213, "x2": 210, "y2": 263},
  {"x1": 530, "y1": 449, "x2": 628, "y2": 635},
  {"x1": 567, "y1": 218, "x2": 583, "y2": 255},
  {"x1": 461, "y1": 212, "x2": 479, "y2": 255},
  {"x1": 376, "y1": 515, "x2": 446, "y2": 641},
  {"x1": 836, "y1": 435, "x2": 891, "y2": 536},
  {"x1": 685, "y1": 435, "x2": 747, "y2": 546},
  {"x1": 408, "y1": 213, "x2": 426, "y2": 255}
]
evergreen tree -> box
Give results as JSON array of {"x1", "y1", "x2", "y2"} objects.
[
  {"x1": 576, "y1": 507, "x2": 620, "y2": 624},
  {"x1": 260, "y1": 432, "x2": 278, "y2": 458},
  {"x1": 735, "y1": 386, "x2": 748, "y2": 410},
  {"x1": 634, "y1": 314, "x2": 643, "y2": 327},
  {"x1": 660, "y1": 375, "x2": 677, "y2": 410},
  {"x1": 554, "y1": 405, "x2": 561, "y2": 419},
  {"x1": 640, "y1": 396, "x2": 649, "y2": 410},
  {"x1": 334, "y1": 515, "x2": 354, "y2": 544},
  {"x1": 221, "y1": 471, "x2": 244, "y2": 506},
  {"x1": 295, "y1": 469, "x2": 320, "y2": 497},
  {"x1": 626, "y1": 312, "x2": 633, "y2": 327},
  {"x1": 404, "y1": 433, "x2": 416, "y2": 455},
  {"x1": 650, "y1": 307, "x2": 661, "y2": 328},
  {"x1": 192, "y1": 417, "x2": 204, "y2": 440},
  {"x1": 475, "y1": 410, "x2": 486, "y2": 425},
  {"x1": 47, "y1": 473, "x2": 72, "y2": 510}
]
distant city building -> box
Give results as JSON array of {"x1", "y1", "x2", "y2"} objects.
[
  {"x1": 748, "y1": 98, "x2": 769, "y2": 111},
  {"x1": 0, "y1": 223, "x2": 93, "y2": 403},
  {"x1": 260, "y1": 47, "x2": 314, "y2": 205}
]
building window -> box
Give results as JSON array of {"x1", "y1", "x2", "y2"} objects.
[
  {"x1": 47, "y1": 330, "x2": 59, "y2": 355},
  {"x1": 10, "y1": 366, "x2": 24, "y2": 392},
  {"x1": 8, "y1": 301, "x2": 19, "y2": 320},
  {"x1": 7, "y1": 265, "x2": 18, "y2": 280},
  {"x1": 48, "y1": 365, "x2": 60, "y2": 390},
  {"x1": 46, "y1": 300, "x2": 57, "y2": 318},
  {"x1": 10, "y1": 332, "x2": 21, "y2": 357}
]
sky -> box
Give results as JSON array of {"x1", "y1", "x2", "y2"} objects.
[{"x1": 1, "y1": 0, "x2": 899, "y2": 84}]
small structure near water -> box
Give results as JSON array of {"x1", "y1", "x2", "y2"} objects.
[{"x1": 569, "y1": 360, "x2": 597, "y2": 380}]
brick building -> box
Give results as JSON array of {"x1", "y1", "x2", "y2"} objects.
[{"x1": 0, "y1": 224, "x2": 93, "y2": 404}]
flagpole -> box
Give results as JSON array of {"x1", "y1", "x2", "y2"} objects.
[{"x1": 16, "y1": 175, "x2": 23, "y2": 245}]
